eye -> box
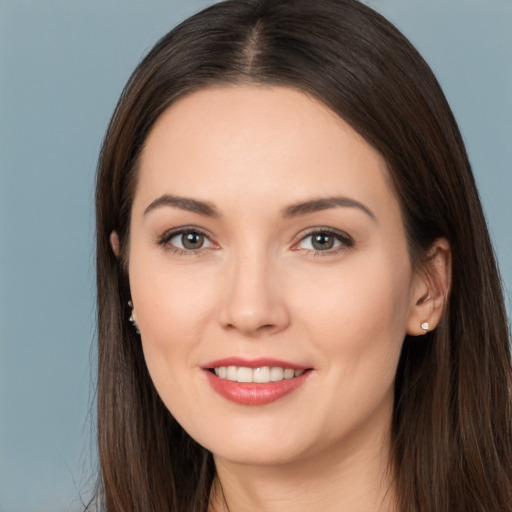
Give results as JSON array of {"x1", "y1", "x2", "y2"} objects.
[
  {"x1": 295, "y1": 229, "x2": 353, "y2": 253},
  {"x1": 159, "y1": 228, "x2": 215, "y2": 252}
]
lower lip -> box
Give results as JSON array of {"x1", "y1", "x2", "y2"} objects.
[{"x1": 204, "y1": 370, "x2": 310, "y2": 405}]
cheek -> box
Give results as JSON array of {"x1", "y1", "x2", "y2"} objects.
[
  {"x1": 284, "y1": 257, "x2": 412, "y2": 444},
  {"x1": 130, "y1": 245, "x2": 218, "y2": 334},
  {"x1": 128, "y1": 251, "x2": 218, "y2": 396},
  {"x1": 294, "y1": 252, "x2": 411, "y2": 376}
]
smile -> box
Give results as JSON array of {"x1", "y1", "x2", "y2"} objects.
[
  {"x1": 212, "y1": 366, "x2": 305, "y2": 383},
  {"x1": 203, "y1": 359, "x2": 312, "y2": 405}
]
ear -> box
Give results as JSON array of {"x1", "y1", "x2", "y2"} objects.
[
  {"x1": 110, "y1": 230, "x2": 120, "y2": 257},
  {"x1": 406, "y1": 238, "x2": 451, "y2": 336}
]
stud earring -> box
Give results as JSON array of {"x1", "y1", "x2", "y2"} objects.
[
  {"x1": 128, "y1": 300, "x2": 140, "y2": 334},
  {"x1": 421, "y1": 321, "x2": 429, "y2": 333}
]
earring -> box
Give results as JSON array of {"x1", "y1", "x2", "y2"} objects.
[
  {"x1": 128, "y1": 300, "x2": 140, "y2": 334},
  {"x1": 420, "y1": 321, "x2": 429, "y2": 333}
]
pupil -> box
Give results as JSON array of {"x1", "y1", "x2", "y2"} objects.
[
  {"x1": 312, "y1": 233, "x2": 334, "y2": 250},
  {"x1": 182, "y1": 232, "x2": 204, "y2": 249}
]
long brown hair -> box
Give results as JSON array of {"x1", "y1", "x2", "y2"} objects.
[{"x1": 93, "y1": 0, "x2": 512, "y2": 510}]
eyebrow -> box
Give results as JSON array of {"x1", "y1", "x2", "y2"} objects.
[
  {"x1": 282, "y1": 196, "x2": 376, "y2": 221},
  {"x1": 144, "y1": 194, "x2": 220, "y2": 217},
  {"x1": 143, "y1": 194, "x2": 376, "y2": 221}
]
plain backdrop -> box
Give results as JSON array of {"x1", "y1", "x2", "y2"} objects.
[{"x1": 0, "y1": 1, "x2": 510, "y2": 510}]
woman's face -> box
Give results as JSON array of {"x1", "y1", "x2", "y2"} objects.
[{"x1": 128, "y1": 85, "x2": 424, "y2": 466}]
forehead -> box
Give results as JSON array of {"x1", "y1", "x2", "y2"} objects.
[{"x1": 135, "y1": 85, "x2": 397, "y2": 218}]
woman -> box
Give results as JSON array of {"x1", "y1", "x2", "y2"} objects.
[{"x1": 93, "y1": 0, "x2": 512, "y2": 510}]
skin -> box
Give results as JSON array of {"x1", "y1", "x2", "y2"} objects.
[{"x1": 118, "y1": 85, "x2": 450, "y2": 511}]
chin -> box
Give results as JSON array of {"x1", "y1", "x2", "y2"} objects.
[
  {"x1": 211, "y1": 443, "x2": 306, "y2": 468},
  {"x1": 202, "y1": 425, "x2": 344, "y2": 470},
  {"x1": 185, "y1": 421, "x2": 309, "y2": 467}
]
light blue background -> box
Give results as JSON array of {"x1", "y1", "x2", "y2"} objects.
[{"x1": 0, "y1": 1, "x2": 510, "y2": 511}]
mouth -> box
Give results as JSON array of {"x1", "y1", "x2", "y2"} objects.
[
  {"x1": 209, "y1": 365, "x2": 306, "y2": 383},
  {"x1": 203, "y1": 359, "x2": 312, "y2": 405}
]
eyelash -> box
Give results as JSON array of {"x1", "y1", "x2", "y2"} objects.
[
  {"x1": 157, "y1": 227, "x2": 215, "y2": 256},
  {"x1": 293, "y1": 228, "x2": 354, "y2": 256},
  {"x1": 157, "y1": 227, "x2": 354, "y2": 256}
]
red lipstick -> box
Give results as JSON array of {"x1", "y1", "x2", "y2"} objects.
[{"x1": 202, "y1": 358, "x2": 311, "y2": 406}]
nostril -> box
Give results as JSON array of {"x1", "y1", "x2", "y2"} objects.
[{"x1": 258, "y1": 323, "x2": 279, "y2": 334}]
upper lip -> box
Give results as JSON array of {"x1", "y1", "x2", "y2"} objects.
[{"x1": 202, "y1": 357, "x2": 309, "y2": 370}]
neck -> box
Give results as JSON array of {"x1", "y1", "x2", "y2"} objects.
[{"x1": 208, "y1": 424, "x2": 397, "y2": 512}]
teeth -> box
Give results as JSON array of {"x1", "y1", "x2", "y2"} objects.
[
  {"x1": 226, "y1": 366, "x2": 237, "y2": 381},
  {"x1": 237, "y1": 367, "x2": 253, "y2": 383},
  {"x1": 270, "y1": 367, "x2": 284, "y2": 381},
  {"x1": 213, "y1": 366, "x2": 306, "y2": 383},
  {"x1": 283, "y1": 369, "x2": 295, "y2": 379},
  {"x1": 254, "y1": 366, "x2": 270, "y2": 383}
]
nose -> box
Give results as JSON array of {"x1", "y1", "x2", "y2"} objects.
[{"x1": 218, "y1": 247, "x2": 290, "y2": 337}]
